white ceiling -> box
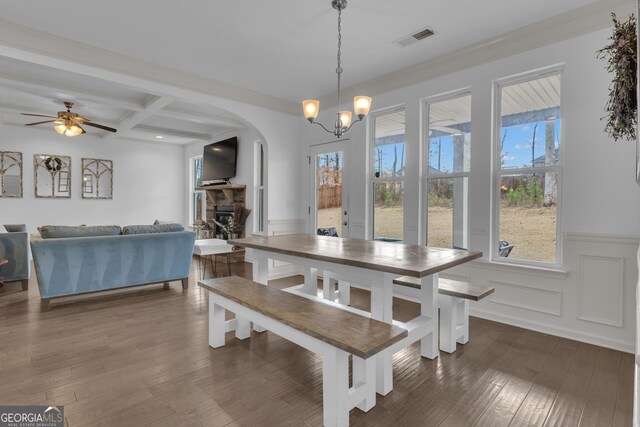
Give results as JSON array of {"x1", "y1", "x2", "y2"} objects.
[
  {"x1": 0, "y1": 0, "x2": 623, "y2": 144},
  {"x1": 0, "y1": 0, "x2": 600, "y2": 104}
]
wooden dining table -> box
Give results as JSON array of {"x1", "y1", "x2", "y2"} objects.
[{"x1": 228, "y1": 234, "x2": 482, "y2": 395}]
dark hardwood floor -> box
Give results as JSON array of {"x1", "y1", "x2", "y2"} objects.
[{"x1": 0, "y1": 259, "x2": 633, "y2": 426}]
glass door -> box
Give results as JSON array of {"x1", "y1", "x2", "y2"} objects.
[{"x1": 309, "y1": 141, "x2": 349, "y2": 237}]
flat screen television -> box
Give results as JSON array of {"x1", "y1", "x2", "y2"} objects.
[{"x1": 202, "y1": 137, "x2": 238, "y2": 184}]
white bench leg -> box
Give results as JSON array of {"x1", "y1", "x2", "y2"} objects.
[
  {"x1": 303, "y1": 266, "x2": 318, "y2": 296},
  {"x1": 352, "y1": 356, "x2": 376, "y2": 412},
  {"x1": 438, "y1": 294, "x2": 457, "y2": 353},
  {"x1": 235, "y1": 316, "x2": 251, "y2": 340},
  {"x1": 323, "y1": 271, "x2": 338, "y2": 301},
  {"x1": 457, "y1": 299, "x2": 469, "y2": 345},
  {"x1": 209, "y1": 293, "x2": 226, "y2": 348},
  {"x1": 338, "y1": 281, "x2": 351, "y2": 305},
  {"x1": 322, "y1": 349, "x2": 350, "y2": 427},
  {"x1": 252, "y1": 255, "x2": 269, "y2": 333},
  {"x1": 376, "y1": 352, "x2": 393, "y2": 396},
  {"x1": 420, "y1": 274, "x2": 439, "y2": 359}
]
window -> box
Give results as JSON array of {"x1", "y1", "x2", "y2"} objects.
[
  {"x1": 424, "y1": 91, "x2": 471, "y2": 249},
  {"x1": 495, "y1": 69, "x2": 561, "y2": 265},
  {"x1": 254, "y1": 141, "x2": 265, "y2": 234},
  {"x1": 190, "y1": 156, "x2": 205, "y2": 225},
  {"x1": 371, "y1": 107, "x2": 405, "y2": 241}
]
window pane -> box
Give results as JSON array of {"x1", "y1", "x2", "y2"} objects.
[
  {"x1": 193, "y1": 157, "x2": 203, "y2": 187},
  {"x1": 258, "y1": 188, "x2": 264, "y2": 233},
  {"x1": 500, "y1": 74, "x2": 561, "y2": 169},
  {"x1": 499, "y1": 173, "x2": 557, "y2": 263},
  {"x1": 427, "y1": 177, "x2": 468, "y2": 248},
  {"x1": 374, "y1": 110, "x2": 405, "y2": 178},
  {"x1": 316, "y1": 152, "x2": 343, "y2": 235},
  {"x1": 373, "y1": 181, "x2": 404, "y2": 241},
  {"x1": 427, "y1": 94, "x2": 471, "y2": 174},
  {"x1": 192, "y1": 192, "x2": 203, "y2": 223},
  {"x1": 259, "y1": 144, "x2": 264, "y2": 186}
]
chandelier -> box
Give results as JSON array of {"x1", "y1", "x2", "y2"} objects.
[{"x1": 302, "y1": 0, "x2": 371, "y2": 138}]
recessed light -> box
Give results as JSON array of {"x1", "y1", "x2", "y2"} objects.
[{"x1": 156, "y1": 135, "x2": 163, "y2": 139}]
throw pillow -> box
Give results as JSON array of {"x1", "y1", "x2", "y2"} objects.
[
  {"x1": 3, "y1": 224, "x2": 26, "y2": 232},
  {"x1": 122, "y1": 223, "x2": 185, "y2": 235},
  {"x1": 153, "y1": 219, "x2": 177, "y2": 225},
  {"x1": 39, "y1": 225, "x2": 122, "y2": 239}
]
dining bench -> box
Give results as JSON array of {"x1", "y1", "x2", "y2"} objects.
[
  {"x1": 198, "y1": 276, "x2": 408, "y2": 427},
  {"x1": 392, "y1": 276, "x2": 494, "y2": 353}
]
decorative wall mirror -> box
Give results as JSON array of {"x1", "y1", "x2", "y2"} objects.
[
  {"x1": 0, "y1": 151, "x2": 23, "y2": 198},
  {"x1": 81, "y1": 158, "x2": 113, "y2": 199},
  {"x1": 34, "y1": 154, "x2": 71, "y2": 198}
]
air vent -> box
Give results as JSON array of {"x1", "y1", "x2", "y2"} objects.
[{"x1": 393, "y1": 26, "x2": 436, "y2": 48}]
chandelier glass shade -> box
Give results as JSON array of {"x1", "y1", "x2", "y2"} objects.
[{"x1": 301, "y1": 0, "x2": 371, "y2": 138}]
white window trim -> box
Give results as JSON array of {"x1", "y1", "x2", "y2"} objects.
[
  {"x1": 421, "y1": 89, "x2": 472, "y2": 248},
  {"x1": 368, "y1": 104, "x2": 406, "y2": 241},
  {"x1": 254, "y1": 140, "x2": 265, "y2": 235},
  {"x1": 491, "y1": 65, "x2": 565, "y2": 269},
  {"x1": 189, "y1": 155, "x2": 205, "y2": 227}
]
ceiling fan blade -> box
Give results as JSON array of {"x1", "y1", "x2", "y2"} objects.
[
  {"x1": 25, "y1": 120, "x2": 59, "y2": 126},
  {"x1": 82, "y1": 122, "x2": 117, "y2": 133},
  {"x1": 21, "y1": 113, "x2": 58, "y2": 119},
  {"x1": 75, "y1": 116, "x2": 91, "y2": 122}
]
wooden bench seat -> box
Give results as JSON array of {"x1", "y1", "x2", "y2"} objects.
[
  {"x1": 393, "y1": 276, "x2": 494, "y2": 353},
  {"x1": 198, "y1": 276, "x2": 407, "y2": 427}
]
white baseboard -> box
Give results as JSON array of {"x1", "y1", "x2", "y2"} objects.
[{"x1": 469, "y1": 306, "x2": 634, "y2": 354}]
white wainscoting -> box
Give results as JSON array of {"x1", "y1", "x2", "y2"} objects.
[{"x1": 445, "y1": 232, "x2": 639, "y2": 353}]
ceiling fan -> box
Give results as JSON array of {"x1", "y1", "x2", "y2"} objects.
[{"x1": 21, "y1": 102, "x2": 117, "y2": 137}]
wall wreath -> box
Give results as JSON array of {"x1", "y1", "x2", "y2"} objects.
[
  {"x1": 597, "y1": 13, "x2": 637, "y2": 142},
  {"x1": 44, "y1": 156, "x2": 62, "y2": 172}
]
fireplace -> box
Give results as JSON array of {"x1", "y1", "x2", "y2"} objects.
[{"x1": 215, "y1": 205, "x2": 234, "y2": 238}]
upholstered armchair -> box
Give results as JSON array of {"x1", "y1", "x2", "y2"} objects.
[{"x1": 0, "y1": 227, "x2": 30, "y2": 290}]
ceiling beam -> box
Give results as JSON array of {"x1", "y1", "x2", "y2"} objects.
[
  {"x1": 0, "y1": 72, "x2": 145, "y2": 111},
  {"x1": 104, "y1": 95, "x2": 174, "y2": 142},
  {"x1": 157, "y1": 107, "x2": 245, "y2": 128},
  {"x1": 133, "y1": 124, "x2": 213, "y2": 142}
]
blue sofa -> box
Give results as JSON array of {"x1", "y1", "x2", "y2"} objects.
[
  {"x1": 0, "y1": 230, "x2": 30, "y2": 290},
  {"x1": 31, "y1": 230, "x2": 196, "y2": 309}
]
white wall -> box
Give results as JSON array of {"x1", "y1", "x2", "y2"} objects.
[
  {"x1": 0, "y1": 126, "x2": 184, "y2": 233},
  {"x1": 302, "y1": 28, "x2": 640, "y2": 352}
]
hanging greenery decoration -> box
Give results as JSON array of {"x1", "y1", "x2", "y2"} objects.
[{"x1": 597, "y1": 13, "x2": 637, "y2": 141}]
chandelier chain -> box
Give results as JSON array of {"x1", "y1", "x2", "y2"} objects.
[{"x1": 336, "y1": 6, "x2": 342, "y2": 114}]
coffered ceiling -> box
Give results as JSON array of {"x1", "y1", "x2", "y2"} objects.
[
  {"x1": 0, "y1": 56, "x2": 247, "y2": 145},
  {"x1": 0, "y1": 0, "x2": 632, "y2": 144}
]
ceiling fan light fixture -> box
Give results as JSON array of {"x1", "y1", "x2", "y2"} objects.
[
  {"x1": 53, "y1": 123, "x2": 66, "y2": 135},
  {"x1": 65, "y1": 124, "x2": 84, "y2": 137},
  {"x1": 54, "y1": 120, "x2": 83, "y2": 137}
]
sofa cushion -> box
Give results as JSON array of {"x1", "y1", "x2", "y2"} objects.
[
  {"x1": 3, "y1": 224, "x2": 27, "y2": 232},
  {"x1": 39, "y1": 225, "x2": 122, "y2": 239},
  {"x1": 122, "y1": 223, "x2": 184, "y2": 235}
]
